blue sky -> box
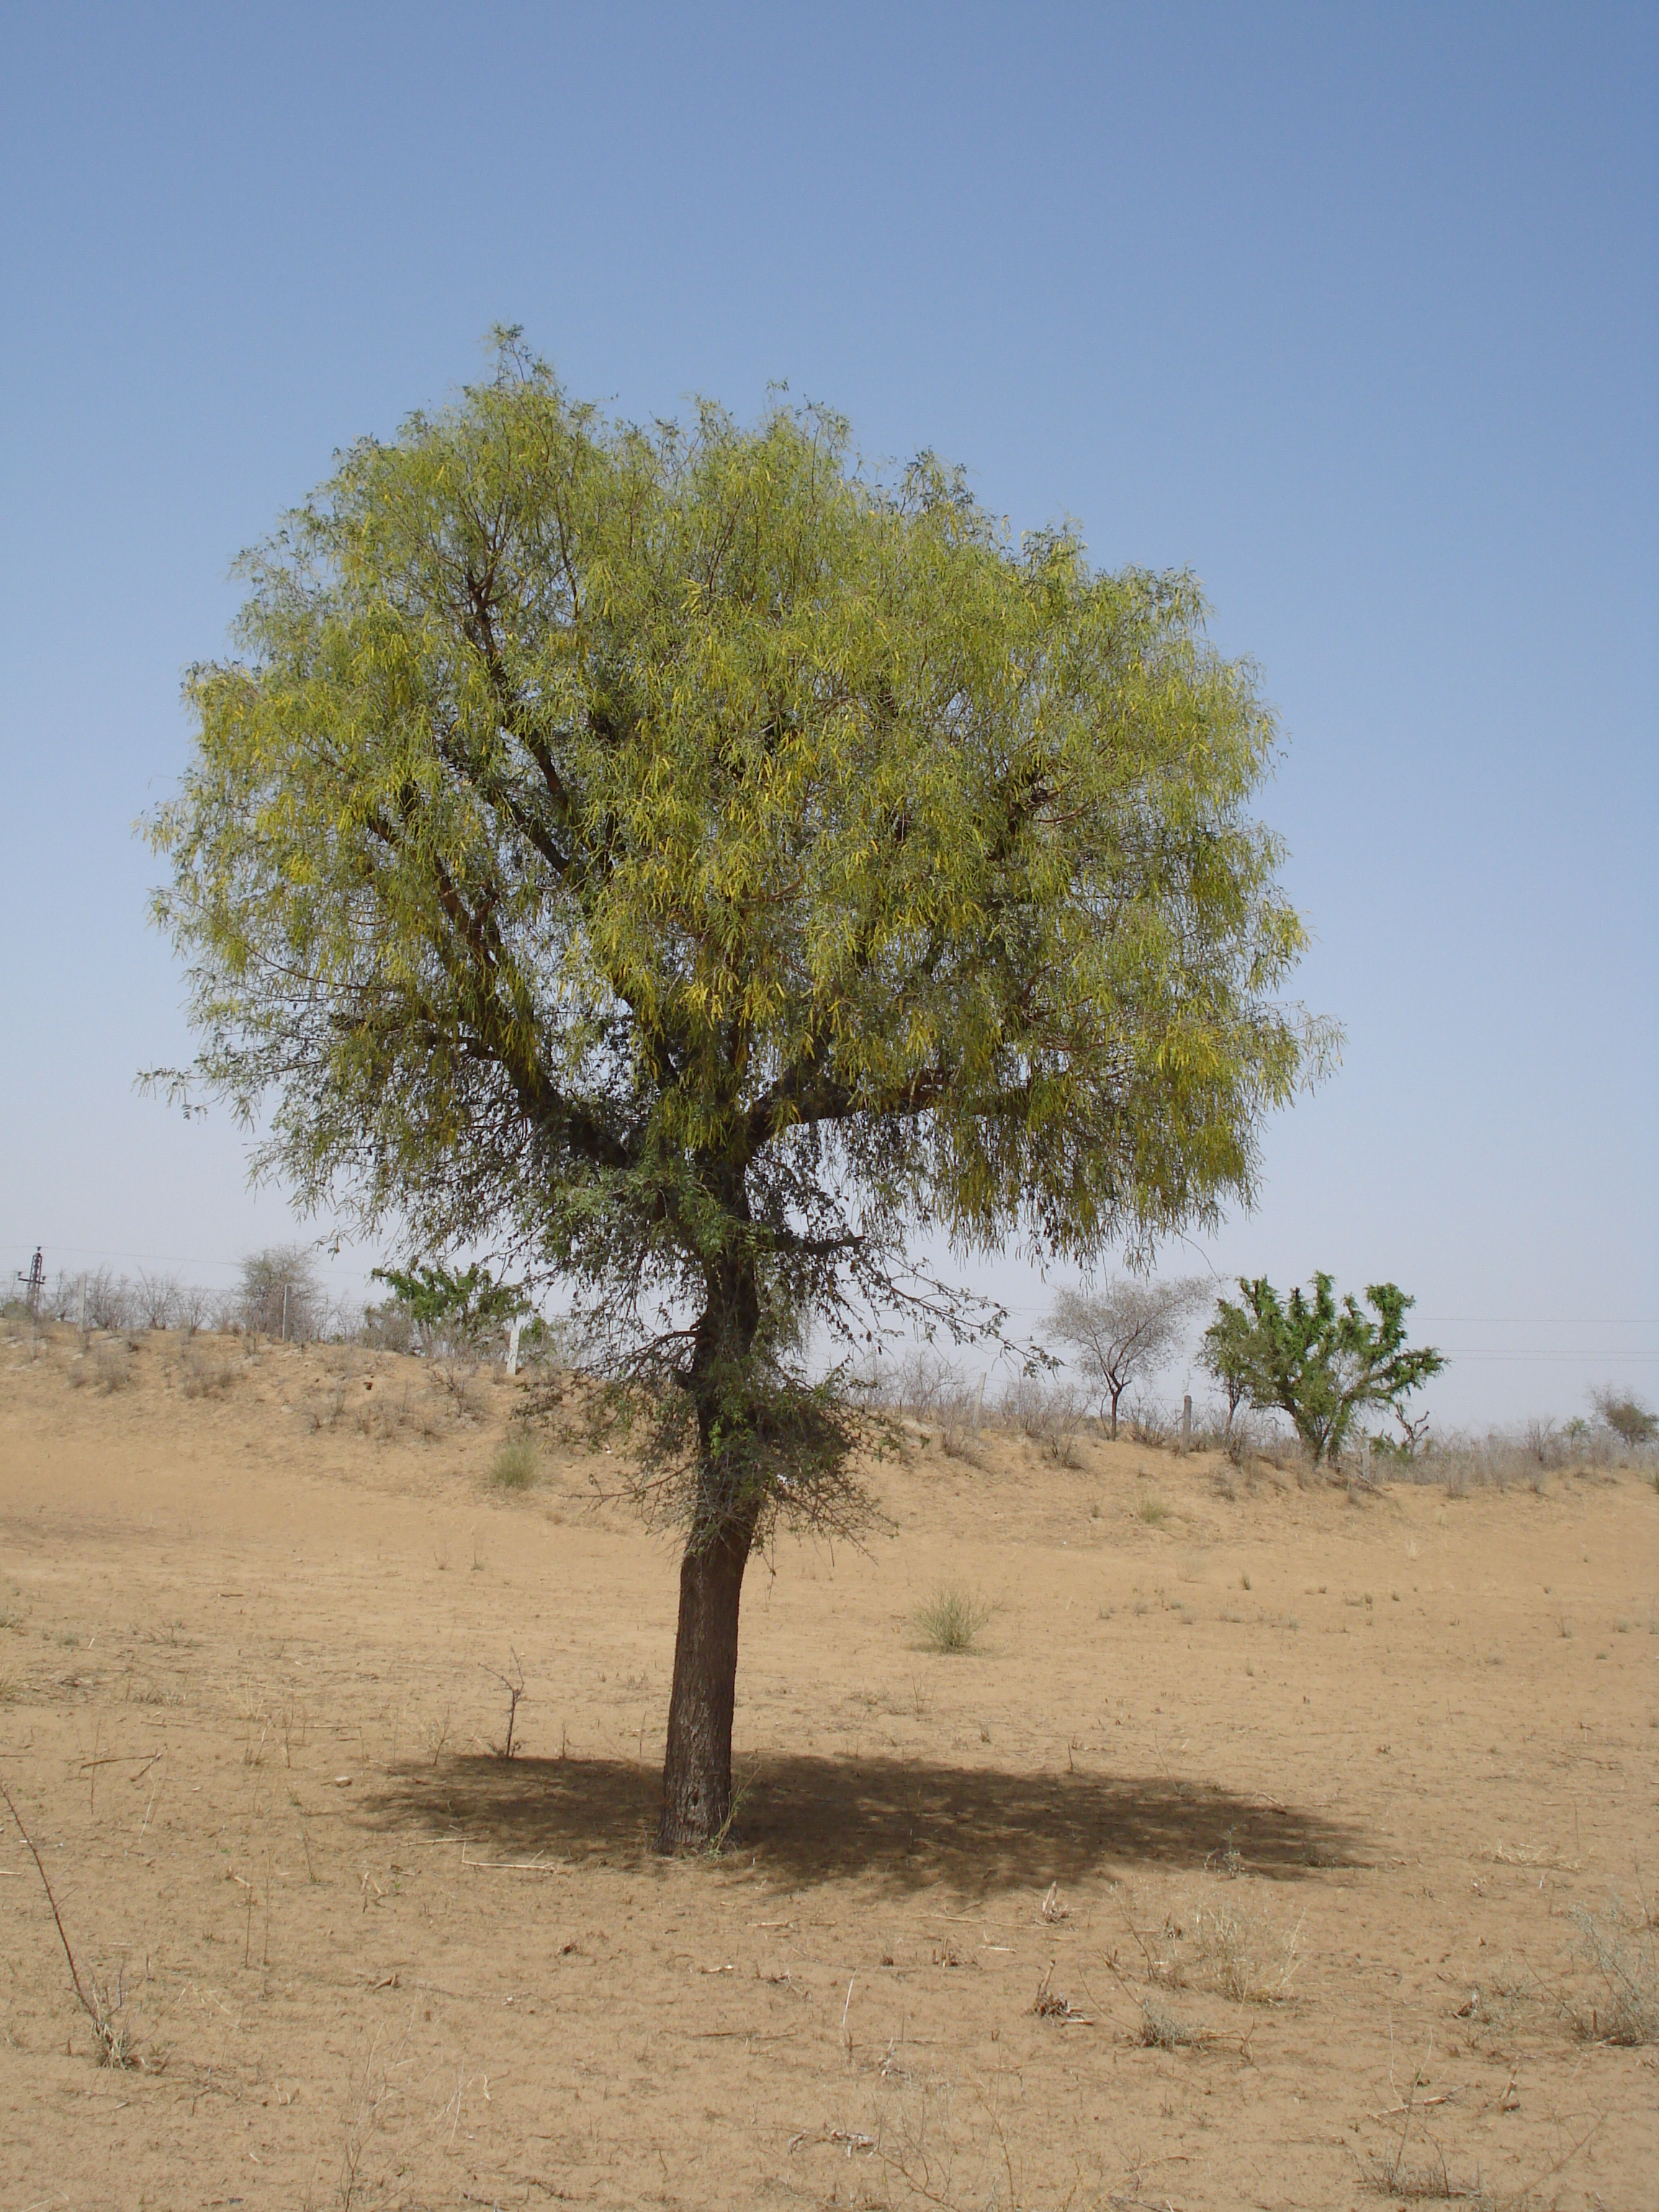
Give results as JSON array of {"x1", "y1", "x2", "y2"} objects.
[{"x1": 2, "y1": 2, "x2": 1654, "y2": 1426}]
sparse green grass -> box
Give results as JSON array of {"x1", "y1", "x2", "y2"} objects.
[
  {"x1": 489, "y1": 1433, "x2": 542, "y2": 1490},
  {"x1": 912, "y1": 1584, "x2": 994, "y2": 1655},
  {"x1": 1136, "y1": 1495, "x2": 1169, "y2": 1526}
]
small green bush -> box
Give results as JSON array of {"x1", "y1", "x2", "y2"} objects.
[
  {"x1": 913, "y1": 1584, "x2": 994, "y2": 1655},
  {"x1": 490, "y1": 1434, "x2": 541, "y2": 1491}
]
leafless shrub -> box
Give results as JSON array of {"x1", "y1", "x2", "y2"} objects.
[
  {"x1": 1221, "y1": 1408, "x2": 1277, "y2": 1467},
  {"x1": 179, "y1": 1350, "x2": 235, "y2": 1400},
  {"x1": 1565, "y1": 1892, "x2": 1659, "y2": 2044},
  {"x1": 998, "y1": 1374, "x2": 1084, "y2": 1465},
  {"x1": 854, "y1": 1347, "x2": 986, "y2": 1461},
  {"x1": 81, "y1": 1269, "x2": 135, "y2": 1334},
  {"x1": 238, "y1": 1246, "x2": 325, "y2": 1341},
  {"x1": 133, "y1": 1271, "x2": 182, "y2": 1332},
  {"x1": 435, "y1": 1356, "x2": 482, "y2": 1413},
  {"x1": 888, "y1": 1346, "x2": 968, "y2": 1421},
  {"x1": 87, "y1": 1344, "x2": 135, "y2": 1393},
  {"x1": 1363, "y1": 2139, "x2": 1491, "y2": 2203},
  {"x1": 305, "y1": 1380, "x2": 349, "y2": 1431},
  {"x1": 1401, "y1": 1421, "x2": 1632, "y2": 1491},
  {"x1": 1125, "y1": 1395, "x2": 1172, "y2": 1447}
]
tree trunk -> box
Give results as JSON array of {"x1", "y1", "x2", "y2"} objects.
[{"x1": 658, "y1": 1511, "x2": 757, "y2": 1851}]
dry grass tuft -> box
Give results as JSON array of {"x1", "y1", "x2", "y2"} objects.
[
  {"x1": 489, "y1": 1434, "x2": 541, "y2": 1490},
  {"x1": 1363, "y1": 2143, "x2": 1492, "y2": 2203},
  {"x1": 1565, "y1": 1891, "x2": 1659, "y2": 2044},
  {"x1": 1137, "y1": 1992, "x2": 1208, "y2": 2048},
  {"x1": 912, "y1": 1584, "x2": 995, "y2": 1655},
  {"x1": 1187, "y1": 1892, "x2": 1303, "y2": 2003},
  {"x1": 67, "y1": 1344, "x2": 135, "y2": 1394},
  {"x1": 179, "y1": 1351, "x2": 236, "y2": 1400}
]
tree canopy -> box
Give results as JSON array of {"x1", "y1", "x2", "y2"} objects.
[
  {"x1": 1202, "y1": 1274, "x2": 1443, "y2": 1462},
  {"x1": 148, "y1": 335, "x2": 1334, "y2": 1843}
]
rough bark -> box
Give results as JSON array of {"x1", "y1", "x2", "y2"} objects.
[
  {"x1": 658, "y1": 1223, "x2": 763, "y2": 1853},
  {"x1": 657, "y1": 1508, "x2": 758, "y2": 1849}
]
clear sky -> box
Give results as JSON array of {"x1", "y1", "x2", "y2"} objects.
[{"x1": 2, "y1": 2, "x2": 1654, "y2": 1429}]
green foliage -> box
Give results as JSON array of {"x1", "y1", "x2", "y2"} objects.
[
  {"x1": 1203, "y1": 1274, "x2": 1444, "y2": 1465},
  {"x1": 1589, "y1": 1386, "x2": 1658, "y2": 1450},
  {"x1": 147, "y1": 333, "x2": 1334, "y2": 1547},
  {"x1": 369, "y1": 1260, "x2": 528, "y2": 1353}
]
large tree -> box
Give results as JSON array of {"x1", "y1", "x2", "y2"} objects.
[{"x1": 148, "y1": 336, "x2": 1334, "y2": 1848}]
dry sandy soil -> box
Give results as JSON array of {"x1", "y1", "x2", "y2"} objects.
[{"x1": 0, "y1": 1324, "x2": 1655, "y2": 2212}]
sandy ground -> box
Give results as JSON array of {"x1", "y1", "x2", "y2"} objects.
[{"x1": 0, "y1": 1324, "x2": 1654, "y2": 2212}]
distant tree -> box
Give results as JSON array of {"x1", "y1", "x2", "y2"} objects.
[
  {"x1": 239, "y1": 1246, "x2": 323, "y2": 1341},
  {"x1": 146, "y1": 337, "x2": 1334, "y2": 1848},
  {"x1": 1048, "y1": 1277, "x2": 1208, "y2": 1439},
  {"x1": 1199, "y1": 1295, "x2": 1255, "y2": 1437},
  {"x1": 370, "y1": 1260, "x2": 530, "y2": 1357},
  {"x1": 1589, "y1": 1385, "x2": 1657, "y2": 1450},
  {"x1": 1203, "y1": 1274, "x2": 1444, "y2": 1465}
]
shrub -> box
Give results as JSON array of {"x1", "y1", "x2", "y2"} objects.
[
  {"x1": 1567, "y1": 1893, "x2": 1658, "y2": 2045},
  {"x1": 81, "y1": 1269, "x2": 135, "y2": 1334},
  {"x1": 490, "y1": 1434, "x2": 541, "y2": 1490},
  {"x1": 80, "y1": 1344, "x2": 135, "y2": 1393},
  {"x1": 1589, "y1": 1385, "x2": 1658, "y2": 1452},
  {"x1": 913, "y1": 1584, "x2": 994, "y2": 1654},
  {"x1": 998, "y1": 1375, "x2": 1084, "y2": 1465},
  {"x1": 179, "y1": 1351, "x2": 236, "y2": 1399}
]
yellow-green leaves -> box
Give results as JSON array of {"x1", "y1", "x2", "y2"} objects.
[{"x1": 148, "y1": 341, "x2": 1334, "y2": 1305}]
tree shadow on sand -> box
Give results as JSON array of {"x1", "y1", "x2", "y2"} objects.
[{"x1": 370, "y1": 1752, "x2": 1360, "y2": 1893}]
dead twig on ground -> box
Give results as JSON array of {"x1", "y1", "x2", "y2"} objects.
[{"x1": 0, "y1": 1773, "x2": 135, "y2": 2066}]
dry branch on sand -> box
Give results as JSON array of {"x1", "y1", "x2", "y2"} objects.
[{"x1": 0, "y1": 1776, "x2": 140, "y2": 2067}]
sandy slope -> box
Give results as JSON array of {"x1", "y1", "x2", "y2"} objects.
[{"x1": 0, "y1": 1325, "x2": 1654, "y2": 2211}]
